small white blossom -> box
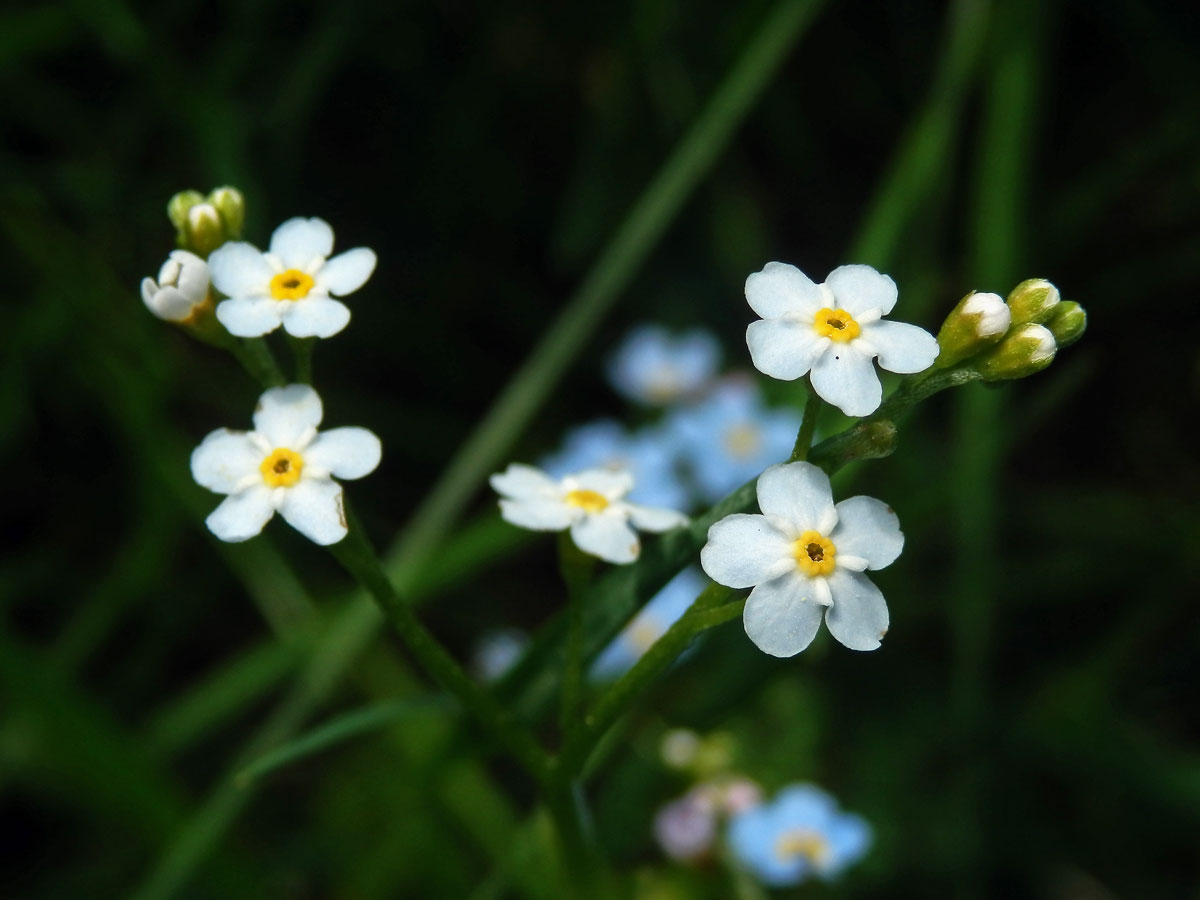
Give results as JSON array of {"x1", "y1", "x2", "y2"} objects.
[
  {"x1": 141, "y1": 250, "x2": 211, "y2": 321},
  {"x1": 745, "y1": 262, "x2": 939, "y2": 416},
  {"x1": 490, "y1": 464, "x2": 688, "y2": 564},
  {"x1": 208, "y1": 217, "x2": 376, "y2": 339},
  {"x1": 191, "y1": 384, "x2": 381, "y2": 545},
  {"x1": 700, "y1": 461, "x2": 901, "y2": 656}
]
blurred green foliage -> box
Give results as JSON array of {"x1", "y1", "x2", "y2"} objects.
[{"x1": 2, "y1": 0, "x2": 1199, "y2": 897}]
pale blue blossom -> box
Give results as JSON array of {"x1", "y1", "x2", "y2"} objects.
[
  {"x1": 667, "y1": 379, "x2": 800, "y2": 503},
  {"x1": 728, "y1": 784, "x2": 871, "y2": 886},
  {"x1": 541, "y1": 419, "x2": 689, "y2": 511},
  {"x1": 591, "y1": 567, "x2": 706, "y2": 680},
  {"x1": 607, "y1": 324, "x2": 720, "y2": 406}
]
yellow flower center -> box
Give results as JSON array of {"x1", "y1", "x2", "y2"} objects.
[
  {"x1": 793, "y1": 530, "x2": 836, "y2": 577},
  {"x1": 269, "y1": 269, "x2": 315, "y2": 300},
  {"x1": 774, "y1": 828, "x2": 830, "y2": 864},
  {"x1": 723, "y1": 423, "x2": 762, "y2": 460},
  {"x1": 260, "y1": 448, "x2": 304, "y2": 487},
  {"x1": 813, "y1": 307, "x2": 861, "y2": 342},
  {"x1": 564, "y1": 489, "x2": 609, "y2": 513}
]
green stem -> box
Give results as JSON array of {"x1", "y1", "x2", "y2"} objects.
[
  {"x1": 560, "y1": 586, "x2": 744, "y2": 774},
  {"x1": 229, "y1": 338, "x2": 286, "y2": 388},
  {"x1": 327, "y1": 511, "x2": 552, "y2": 784},
  {"x1": 288, "y1": 335, "x2": 315, "y2": 384},
  {"x1": 790, "y1": 382, "x2": 824, "y2": 461},
  {"x1": 542, "y1": 777, "x2": 609, "y2": 900},
  {"x1": 557, "y1": 534, "x2": 595, "y2": 739}
]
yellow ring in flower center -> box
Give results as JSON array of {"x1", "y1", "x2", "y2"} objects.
[
  {"x1": 813, "y1": 307, "x2": 861, "y2": 342},
  {"x1": 564, "y1": 489, "x2": 609, "y2": 513},
  {"x1": 260, "y1": 448, "x2": 304, "y2": 487},
  {"x1": 793, "y1": 530, "x2": 836, "y2": 576},
  {"x1": 270, "y1": 269, "x2": 315, "y2": 300},
  {"x1": 774, "y1": 828, "x2": 831, "y2": 864}
]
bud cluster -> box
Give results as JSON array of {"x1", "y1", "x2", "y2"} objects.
[{"x1": 167, "y1": 186, "x2": 246, "y2": 257}]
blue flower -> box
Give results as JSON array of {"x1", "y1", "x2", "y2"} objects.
[
  {"x1": 591, "y1": 567, "x2": 707, "y2": 680},
  {"x1": 728, "y1": 784, "x2": 871, "y2": 886},
  {"x1": 667, "y1": 378, "x2": 801, "y2": 503},
  {"x1": 541, "y1": 419, "x2": 689, "y2": 511},
  {"x1": 607, "y1": 325, "x2": 721, "y2": 406}
]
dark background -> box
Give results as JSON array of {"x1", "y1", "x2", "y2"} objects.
[{"x1": 3, "y1": 0, "x2": 1199, "y2": 897}]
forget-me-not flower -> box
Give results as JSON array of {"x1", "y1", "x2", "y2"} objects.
[
  {"x1": 209, "y1": 217, "x2": 376, "y2": 338},
  {"x1": 700, "y1": 461, "x2": 901, "y2": 656},
  {"x1": 591, "y1": 567, "x2": 706, "y2": 680},
  {"x1": 490, "y1": 464, "x2": 687, "y2": 564},
  {"x1": 745, "y1": 262, "x2": 938, "y2": 416},
  {"x1": 728, "y1": 784, "x2": 871, "y2": 886},
  {"x1": 141, "y1": 250, "x2": 210, "y2": 322},
  {"x1": 607, "y1": 324, "x2": 720, "y2": 406},
  {"x1": 667, "y1": 378, "x2": 800, "y2": 503}
]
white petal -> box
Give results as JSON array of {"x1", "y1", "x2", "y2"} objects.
[
  {"x1": 278, "y1": 479, "x2": 347, "y2": 545},
  {"x1": 280, "y1": 297, "x2": 351, "y2": 338},
  {"x1": 745, "y1": 262, "x2": 823, "y2": 319},
  {"x1": 756, "y1": 463, "x2": 835, "y2": 533},
  {"x1": 170, "y1": 250, "x2": 210, "y2": 300},
  {"x1": 743, "y1": 572, "x2": 825, "y2": 657},
  {"x1": 623, "y1": 503, "x2": 688, "y2": 533},
  {"x1": 700, "y1": 513, "x2": 794, "y2": 589},
  {"x1": 253, "y1": 384, "x2": 323, "y2": 446},
  {"x1": 206, "y1": 487, "x2": 275, "y2": 542},
  {"x1": 831, "y1": 496, "x2": 903, "y2": 570},
  {"x1": 270, "y1": 217, "x2": 335, "y2": 269},
  {"x1": 570, "y1": 513, "x2": 640, "y2": 564},
  {"x1": 304, "y1": 427, "x2": 381, "y2": 480},
  {"x1": 824, "y1": 569, "x2": 889, "y2": 651},
  {"x1": 191, "y1": 428, "x2": 262, "y2": 493},
  {"x1": 746, "y1": 319, "x2": 827, "y2": 381},
  {"x1": 499, "y1": 498, "x2": 573, "y2": 531},
  {"x1": 316, "y1": 248, "x2": 376, "y2": 296},
  {"x1": 824, "y1": 264, "x2": 898, "y2": 316},
  {"x1": 208, "y1": 242, "x2": 274, "y2": 298},
  {"x1": 570, "y1": 467, "x2": 634, "y2": 499},
  {"x1": 490, "y1": 463, "x2": 558, "y2": 500},
  {"x1": 862, "y1": 319, "x2": 939, "y2": 374},
  {"x1": 216, "y1": 296, "x2": 283, "y2": 337},
  {"x1": 809, "y1": 343, "x2": 882, "y2": 417},
  {"x1": 146, "y1": 286, "x2": 198, "y2": 321}
]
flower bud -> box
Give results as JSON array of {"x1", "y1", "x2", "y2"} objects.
[
  {"x1": 184, "y1": 203, "x2": 224, "y2": 257},
  {"x1": 140, "y1": 250, "x2": 211, "y2": 322},
  {"x1": 1006, "y1": 278, "x2": 1060, "y2": 326},
  {"x1": 935, "y1": 290, "x2": 1011, "y2": 368},
  {"x1": 1044, "y1": 300, "x2": 1087, "y2": 349},
  {"x1": 975, "y1": 323, "x2": 1057, "y2": 381},
  {"x1": 207, "y1": 185, "x2": 245, "y2": 239},
  {"x1": 167, "y1": 190, "x2": 205, "y2": 231}
]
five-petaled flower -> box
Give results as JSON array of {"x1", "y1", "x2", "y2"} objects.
[
  {"x1": 490, "y1": 464, "x2": 688, "y2": 564},
  {"x1": 208, "y1": 217, "x2": 376, "y2": 339},
  {"x1": 700, "y1": 461, "x2": 901, "y2": 656},
  {"x1": 728, "y1": 784, "x2": 871, "y2": 886},
  {"x1": 141, "y1": 250, "x2": 211, "y2": 322},
  {"x1": 191, "y1": 384, "x2": 382, "y2": 545},
  {"x1": 745, "y1": 262, "x2": 939, "y2": 416}
]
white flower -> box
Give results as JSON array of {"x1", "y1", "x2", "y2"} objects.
[
  {"x1": 208, "y1": 217, "x2": 377, "y2": 339},
  {"x1": 141, "y1": 250, "x2": 211, "y2": 321},
  {"x1": 490, "y1": 464, "x2": 688, "y2": 564},
  {"x1": 191, "y1": 384, "x2": 382, "y2": 545},
  {"x1": 700, "y1": 461, "x2": 901, "y2": 656},
  {"x1": 745, "y1": 262, "x2": 939, "y2": 416}
]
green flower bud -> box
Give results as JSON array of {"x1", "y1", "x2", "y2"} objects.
[
  {"x1": 166, "y1": 189, "x2": 205, "y2": 231},
  {"x1": 975, "y1": 323, "x2": 1057, "y2": 381},
  {"x1": 184, "y1": 202, "x2": 224, "y2": 257},
  {"x1": 935, "y1": 290, "x2": 1011, "y2": 368},
  {"x1": 1007, "y1": 278, "x2": 1060, "y2": 326},
  {"x1": 207, "y1": 185, "x2": 245, "y2": 239},
  {"x1": 1044, "y1": 300, "x2": 1087, "y2": 349}
]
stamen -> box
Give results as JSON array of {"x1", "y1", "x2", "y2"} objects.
[
  {"x1": 270, "y1": 269, "x2": 315, "y2": 301},
  {"x1": 793, "y1": 530, "x2": 836, "y2": 576},
  {"x1": 813, "y1": 307, "x2": 861, "y2": 343},
  {"x1": 260, "y1": 448, "x2": 304, "y2": 487}
]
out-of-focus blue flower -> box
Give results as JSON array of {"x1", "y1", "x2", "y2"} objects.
[
  {"x1": 667, "y1": 378, "x2": 801, "y2": 503},
  {"x1": 607, "y1": 325, "x2": 721, "y2": 406},
  {"x1": 591, "y1": 567, "x2": 707, "y2": 681},
  {"x1": 470, "y1": 628, "x2": 529, "y2": 682},
  {"x1": 541, "y1": 419, "x2": 689, "y2": 511},
  {"x1": 727, "y1": 784, "x2": 871, "y2": 886}
]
